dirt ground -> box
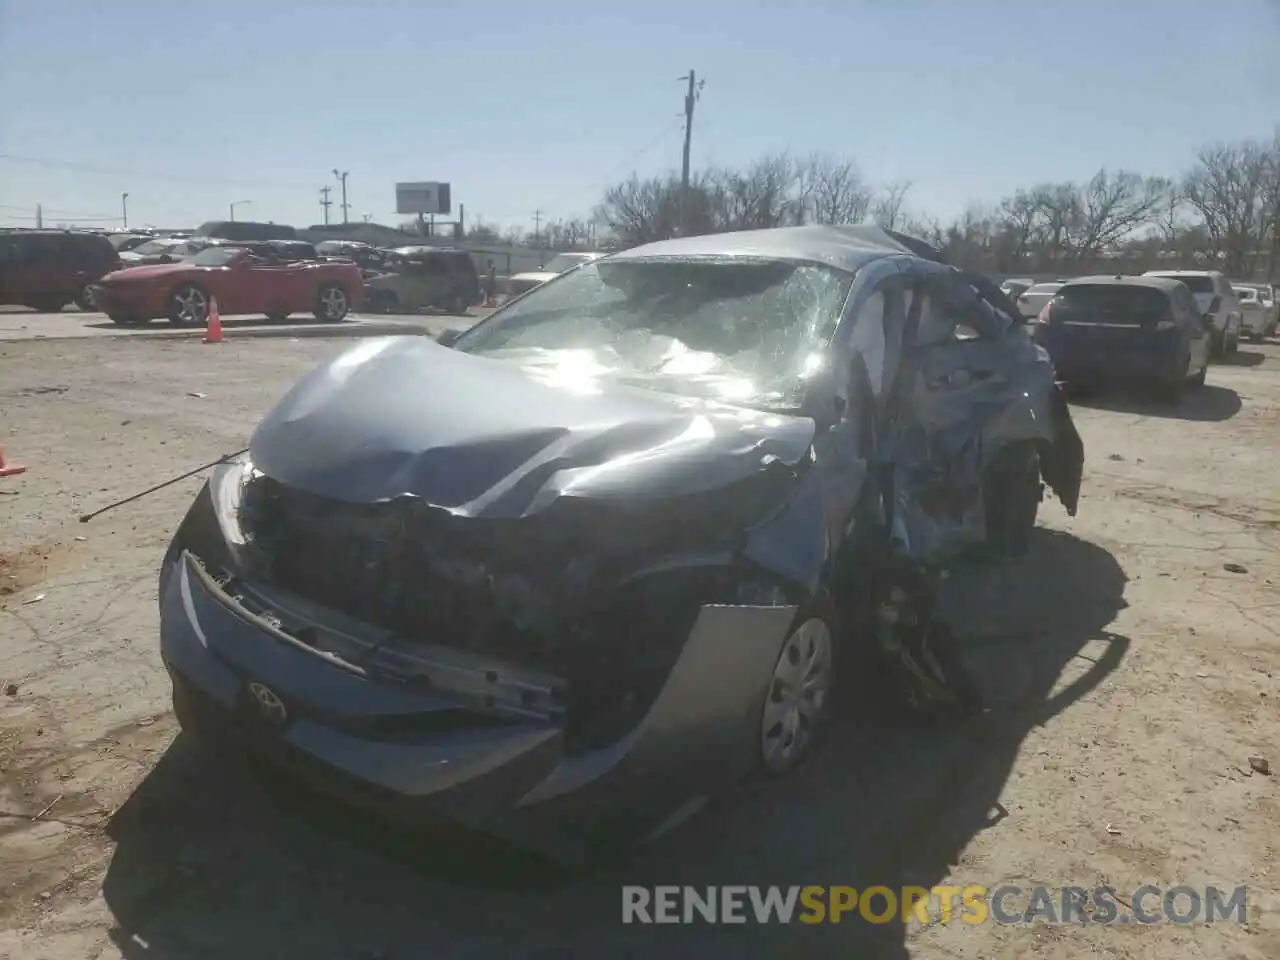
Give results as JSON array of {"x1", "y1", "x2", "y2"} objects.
[{"x1": 0, "y1": 333, "x2": 1277, "y2": 960}]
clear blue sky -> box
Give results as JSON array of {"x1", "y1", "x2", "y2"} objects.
[{"x1": 1, "y1": 0, "x2": 1277, "y2": 232}]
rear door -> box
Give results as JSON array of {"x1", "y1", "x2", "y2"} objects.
[{"x1": 1172, "y1": 283, "x2": 1211, "y2": 369}]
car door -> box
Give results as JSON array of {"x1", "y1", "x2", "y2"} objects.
[
  {"x1": 1176, "y1": 284, "x2": 1211, "y2": 370},
  {"x1": 239, "y1": 252, "x2": 298, "y2": 315},
  {"x1": 1216, "y1": 275, "x2": 1241, "y2": 338}
]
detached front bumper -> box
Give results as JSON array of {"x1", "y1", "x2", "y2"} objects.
[{"x1": 159, "y1": 549, "x2": 794, "y2": 862}]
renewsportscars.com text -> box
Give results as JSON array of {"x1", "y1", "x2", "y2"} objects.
[{"x1": 621, "y1": 884, "x2": 1248, "y2": 926}]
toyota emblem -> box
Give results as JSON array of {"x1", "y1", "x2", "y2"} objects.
[{"x1": 247, "y1": 681, "x2": 288, "y2": 727}]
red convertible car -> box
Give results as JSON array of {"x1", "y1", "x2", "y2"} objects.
[{"x1": 91, "y1": 241, "x2": 364, "y2": 326}]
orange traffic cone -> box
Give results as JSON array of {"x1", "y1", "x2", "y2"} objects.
[
  {"x1": 203, "y1": 297, "x2": 224, "y2": 344},
  {"x1": 0, "y1": 445, "x2": 27, "y2": 478}
]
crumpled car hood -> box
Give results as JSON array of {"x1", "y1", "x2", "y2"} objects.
[{"x1": 248, "y1": 336, "x2": 816, "y2": 517}]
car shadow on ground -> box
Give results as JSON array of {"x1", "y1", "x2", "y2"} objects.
[
  {"x1": 1218, "y1": 349, "x2": 1266, "y2": 368},
  {"x1": 101, "y1": 528, "x2": 1127, "y2": 960},
  {"x1": 1070, "y1": 383, "x2": 1242, "y2": 422}
]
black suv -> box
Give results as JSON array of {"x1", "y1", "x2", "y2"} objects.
[
  {"x1": 0, "y1": 229, "x2": 123, "y2": 312},
  {"x1": 193, "y1": 221, "x2": 298, "y2": 241}
]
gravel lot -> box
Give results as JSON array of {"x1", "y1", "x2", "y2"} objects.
[{"x1": 1, "y1": 333, "x2": 1278, "y2": 960}]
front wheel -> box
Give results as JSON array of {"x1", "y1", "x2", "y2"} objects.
[
  {"x1": 756, "y1": 602, "x2": 837, "y2": 778},
  {"x1": 167, "y1": 284, "x2": 209, "y2": 327},
  {"x1": 314, "y1": 284, "x2": 349, "y2": 322},
  {"x1": 75, "y1": 285, "x2": 97, "y2": 311}
]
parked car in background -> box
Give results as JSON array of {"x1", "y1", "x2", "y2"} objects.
[
  {"x1": 107, "y1": 232, "x2": 158, "y2": 253},
  {"x1": 363, "y1": 245, "x2": 481, "y2": 314},
  {"x1": 0, "y1": 229, "x2": 122, "y2": 312},
  {"x1": 1014, "y1": 281, "x2": 1066, "y2": 320},
  {"x1": 1033, "y1": 275, "x2": 1210, "y2": 403},
  {"x1": 1143, "y1": 269, "x2": 1240, "y2": 356},
  {"x1": 1232, "y1": 283, "x2": 1278, "y2": 340},
  {"x1": 506, "y1": 251, "x2": 606, "y2": 297},
  {"x1": 120, "y1": 236, "x2": 199, "y2": 266},
  {"x1": 1000, "y1": 277, "x2": 1035, "y2": 301},
  {"x1": 315, "y1": 240, "x2": 392, "y2": 274},
  {"x1": 157, "y1": 225, "x2": 1083, "y2": 864},
  {"x1": 92, "y1": 241, "x2": 363, "y2": 326},
  {"x1": 193, "y1": 220, "x2": 297, "y2": 242}
]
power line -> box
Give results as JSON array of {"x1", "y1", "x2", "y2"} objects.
[
  {"x1": 604, "y1": 116, "x2": 685, "y2": 179},
  {"x1": 0, "y1": 153, "x2": 301, "y2": 189}
]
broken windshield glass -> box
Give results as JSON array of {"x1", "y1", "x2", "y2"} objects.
[{"x1": 454, "y1": 257, "x2": 854, "y2": 406}]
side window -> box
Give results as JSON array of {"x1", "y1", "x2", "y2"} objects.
[{"x1": 915, "y1": 271, "x2": 1006, "y2": 344}]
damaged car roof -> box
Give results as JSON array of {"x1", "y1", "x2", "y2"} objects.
[{"x1": 608, "y1": 225, "x2": 919, "y2": 273}]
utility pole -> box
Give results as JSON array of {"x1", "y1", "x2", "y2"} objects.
[
  {"x1": 121, "y1": 192, "x2": 129, "y2": 229},
  {"x1": 319, "y1": 186, "x2": 332, "y2": 225},
  {"x1": 678, "y1": 69, "x2": 704, "y2": 237},
  {"x1": 35, "y1": 203, "x2": 43, "y2": 229},
  {"x1": 332, "y1": 169, "x2": 350, "y2": 224},
  {"x1": 533, "y1": 209, "x2": 543, "y2": 247}
]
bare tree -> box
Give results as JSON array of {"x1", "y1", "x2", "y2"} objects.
[
  {"x1": 501, "y1": 225, "x2": 526, "y2": 247},
  {"x1": 872, "y1": 180, "x2": 911, "y2": 230},
  {"x1": 707, "y1": 152, "x2": 798, "y2": 231},
  {"x1": 1182, "y1": 139, "x2": 1273, "y2": 276},
  {"x1": 593, "y1": 173, "x2": 684, "y2": 247},
  {"x1": 1065, "y1": 169, "x2": 1169, "y2": 262},
  {"x1": 797, "y1": 153, "x2": 873, "y2": 225}
]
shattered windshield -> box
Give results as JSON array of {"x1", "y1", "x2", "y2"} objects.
[{"x1": 453, "y1": 256, "x2": 854, "y2": 407}]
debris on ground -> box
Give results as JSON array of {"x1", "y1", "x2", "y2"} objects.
[
  {"x1": 1223, "y1": 562, "x2": 1248, "y2": 574},
  {"x1": 4, "y1": 683, "x2": 17, "y2": 697},
  {"x1": 1105, "y1": 824, "x2": 1122, "y2": 835},
  {"x1": 20, "y1": 593, "x2": 45, "y2": 605},
  {"x1": 1248, "y1": 756, "x2": 1271, "y2": 776},
  {"x1": 1108, "y1": 453, "x2": 1124, "y2": 461}
]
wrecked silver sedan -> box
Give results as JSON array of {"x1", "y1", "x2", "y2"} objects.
[{"x1": 158, "y1": 225, "x2": 1083, "y2": 863}]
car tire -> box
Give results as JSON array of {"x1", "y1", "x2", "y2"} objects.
[
  {"x1": 314, "y1": 284, "x2": 349, "y2": 322},
  {"x1": 1155, "y1": 375, "x2": 1184, "y2": 405},
  {"x1": 74, "y1": 285, "x2": 99, "y2": 311},
  {"x1": 983, "y1": 440, "x2": 1041, "y2": 557},
  {"x1": 755, "y1": 597, "x2": 838, "y2": 779},
  {"x1": 167, "y1": 284, "x2": 209, "y2": 327},
  {"x1": 1209, "y1": 330, "x2": 1224, "y2": 360},
  {"x1": 448, "y1": 295, "x2": 466, "y2": 315}
]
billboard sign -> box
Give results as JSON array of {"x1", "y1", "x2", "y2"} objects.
[{"x1": 395, "y1": 182, "x2": 452, "y2": 216}]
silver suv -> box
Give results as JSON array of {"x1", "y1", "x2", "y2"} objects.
[{"x1": 1143, "y1": 270, "x2": 1241, "y2": 357}]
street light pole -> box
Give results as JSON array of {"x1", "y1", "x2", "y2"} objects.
[
  {"x1": 332, "y1": 169, "x2": 350, "y2": 224},
  {"x1": 229, "y1": 200, "x2": 251, "y2": 221},
  {"x1": 121, "y1": 192, "x2": 129, "y2": 229}
]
